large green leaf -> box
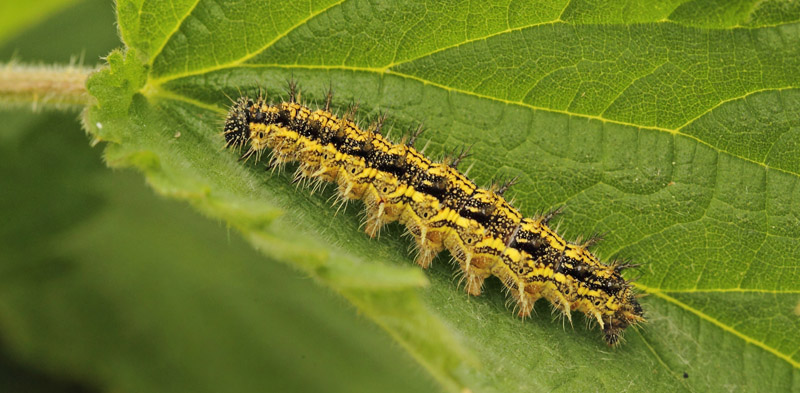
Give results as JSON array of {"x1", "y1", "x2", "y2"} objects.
[{"x1": 81, "y1": 0, "x2": 800, "y2": 391}]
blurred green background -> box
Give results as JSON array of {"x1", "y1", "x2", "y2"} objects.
[{"x1": 0, "y1": 1, "x2": 439, "y2": 392}]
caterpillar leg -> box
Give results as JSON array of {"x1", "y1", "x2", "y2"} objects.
[
  {"x1": 361, "y1": 180, "x2": 406, "y2": 238},
  {"x1": 544, "y1": 286, "x2": 573, "y2": 325},
  {"x1": 412, "y1": 226, "x2": 442, "y2": 269},
  {"x1": 458, "y1": 254, "x2": 493, "y2": 296},
  {"x1": 463, "y1": 272, "x2": 486, "y2": 296},
  {"x1": 399, "y1": 198, "x2": 443, "y2": 268},
  {"x1": 363, "y1": 200, "x2": 385, "y2": 238},
  {"x1": 511, "y1": 285, "x2": 537, "y2": 318}
]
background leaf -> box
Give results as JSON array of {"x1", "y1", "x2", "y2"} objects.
[
  {"x1": 0, "y1": 0, "x2": 80, "y2": 43},
  {"x1": 6, "y1": 0, "x2": 800, "y2": 392}
]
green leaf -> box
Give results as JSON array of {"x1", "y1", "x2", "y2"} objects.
[{"x1": 83, "y1": 0, "x2": 800, "y2": 391}]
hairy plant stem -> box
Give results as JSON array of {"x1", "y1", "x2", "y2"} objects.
[{"x1": 0, "y1": 62, "x2": 94, "y2": 110}]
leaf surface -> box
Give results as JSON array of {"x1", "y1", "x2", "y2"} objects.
[{"x1": 84, "y1": 1, "x2": 800, "y2": 391}]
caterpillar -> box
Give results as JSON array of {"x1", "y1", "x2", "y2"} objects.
[{"x1": 222, "y1": 83, "x2": 645, "y2": 345}]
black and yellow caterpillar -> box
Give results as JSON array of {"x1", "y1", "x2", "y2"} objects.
[{"x1": 223, "y1": 84, "x2": 644, "y2": 345}]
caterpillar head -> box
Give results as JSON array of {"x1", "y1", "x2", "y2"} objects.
[
  {"x1": 223, "y1": 97, "x2": 254, "y2": 148},
  {"x1": 602, "y1": 288, "x2": 645, "y2": 346}
]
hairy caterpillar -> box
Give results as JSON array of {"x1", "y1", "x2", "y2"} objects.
[{"x1": 222, "y1": 83, "x2": 645, "y2": 345}]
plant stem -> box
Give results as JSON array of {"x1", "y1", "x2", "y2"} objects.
[{"x1": 0, "y1": 62, "x2": 94, "y2": 110}]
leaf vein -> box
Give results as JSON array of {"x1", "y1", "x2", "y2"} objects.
[
  {"x1": 148, "y1": 0, "x2": 202, "y2": 63},
  {"x1": 149, "y1": 0, "x2": 347, "y2": 85},
  {"x1": 676, "y1": 87, "x2": 798, "y2": 132},
  {"x1": 636, "y1": 284, "x2": 800, "y2": 369},
  {"x1": 381, "y1": 20, "x2": 562, "y2": 71}
]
